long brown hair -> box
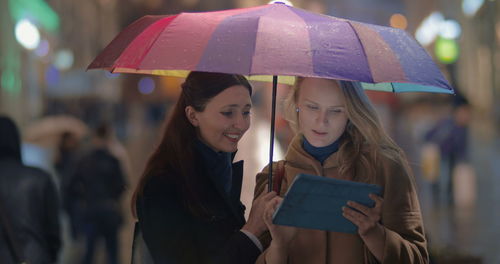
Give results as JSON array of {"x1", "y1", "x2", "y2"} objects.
[
  {"x1": 131, "y1": 71, "x2": 252, "y2": 217},
  {"x1": 283, "y1": 78, "x2": 411, "y2": 181}
]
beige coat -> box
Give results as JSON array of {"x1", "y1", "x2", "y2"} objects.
[{"x1": 254, "y1": 135, "x2": 428, "y2": 264}]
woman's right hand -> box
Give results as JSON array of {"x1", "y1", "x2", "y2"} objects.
[
  {"x1": 264, "y1": 197, "x2": 297, "y2": 247},
  {"x1": 243, "y1": 190, "x2": 277, "y2": 237}
]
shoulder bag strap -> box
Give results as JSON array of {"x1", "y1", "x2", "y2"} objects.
[{"x1": 272, "y1": 161, "x2": 286, "y2": 195}]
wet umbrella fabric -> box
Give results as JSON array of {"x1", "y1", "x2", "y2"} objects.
[
  {"x1": 88, "y1": 3, "x2": 454, "y2": 191},
  {"x1": 88, "y1": 3, "x2": 452, "y2": 93}
]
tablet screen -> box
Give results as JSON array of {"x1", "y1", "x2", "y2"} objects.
[{"x1": 272, "y1": 173, "x2": 382, "y2": 233}]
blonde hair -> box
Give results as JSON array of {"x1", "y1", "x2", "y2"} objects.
[{"x1": 283, "y1": 77, "x2": 411, "y2": 181}]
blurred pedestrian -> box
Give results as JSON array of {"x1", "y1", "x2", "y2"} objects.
[
  {"x1": 55, "y1": 131, "x2": 80, "y2": 183},
  {"x1": 67, "y1": 123, "x2": 126, "y2": 264},
  {"x1": 0, "y1": 116, "x2": 61, "y2": 264},
  {"x1": 254, "y1": 78, "x2": 428, "y2": 263},
  {"x1": 55, "y1": 131, "x2": 82, "y2": 239},
  {"x1": 131, "y1": 71, "x2": 276, "y2": 264},
  {"x1": 424, "y1": 94, "x2": 471, "y2": 205}
]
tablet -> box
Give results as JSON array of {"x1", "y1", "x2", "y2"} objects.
[{"x1": 272, "y1": 173, "x2": 382, "y2": 234}]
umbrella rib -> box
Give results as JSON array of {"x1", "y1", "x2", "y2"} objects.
[
  {"x1": 247, "y1": 16, "x2": 262, "y2": 75},
  {"x1": 246, "y1": 6, "x2": 278, "y2": 75},
  {"x1": 345, "y1": 21, "x2": 375, "y2": 83}
]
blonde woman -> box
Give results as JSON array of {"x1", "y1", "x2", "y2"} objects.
[{"x1": 254, "y1": 77, "x2": 428, "y2": 264}]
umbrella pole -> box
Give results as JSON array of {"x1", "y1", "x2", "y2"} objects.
[{"x1": 268, "y1": 75, "x2": 278, "y2": 193}]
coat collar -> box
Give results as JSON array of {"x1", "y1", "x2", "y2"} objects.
[
  {"x1": 193, "y1": 139, "x2": 246, "y2": 224},
  {"x1": 285, "y1": 134, "x2": 340, "y2": 175}
]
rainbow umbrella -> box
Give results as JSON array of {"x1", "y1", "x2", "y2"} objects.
[{"x1": 88, "y1": 3, "x2": 453, "y2": 191}]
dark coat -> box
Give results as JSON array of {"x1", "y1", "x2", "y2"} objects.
[
  {"x1": 67, "y1": 148, "x2": 126, "y2": 228},
  {"x1": 137, "y1": 159, "x2": 260, "y2": 264},
  {"x1": 0, "y1": 116, "x2": 61, "y2": 264}
]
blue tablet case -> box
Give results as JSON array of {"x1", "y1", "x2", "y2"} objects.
[{"x1": 272, "y1": 173, "x2": 382, "y2": 234}]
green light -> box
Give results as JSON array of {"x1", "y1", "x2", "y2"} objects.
[
  {"x1": 9, "y1": 0, "x2": 60, "y2": 32},
  {"x1": 435, "y1": 37, "x2": 459, "y2": 64},
  {"x1": 0, "y1": 52, "x2": 22, "y2": 95},
  {"x1": 1, "y1": 0, "x2": 22, "y2": 95},
  {"x1": 1, "y1": 70, "x2": 16, "y2": 93}
]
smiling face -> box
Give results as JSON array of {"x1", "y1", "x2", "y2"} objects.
[
  {"x1": 186, "y1": 85, "x2": 252, "y2": 153},
  {"x1": 297, "y1": 78, "x2": 349, "y2": 147}
]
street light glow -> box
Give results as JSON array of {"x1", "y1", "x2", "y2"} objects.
[
  {"x1": 439, "y1": 20, "x2": 462, "y2": 39},
  {"x1": 415, "y1": 12, "x2": 444, "y2": 46},
  {"x1": 54, "y1": 49, "x2": 74, "y2": 70},
  {"x1": 462, "y1": 0, "x2": 485, "y2": 17},
  {"x1": 15, "y1": 19, "x2": 41, "y2": 50},
  {"x1": 415, "y1": 13, "x2": 462, "y2": 46}
]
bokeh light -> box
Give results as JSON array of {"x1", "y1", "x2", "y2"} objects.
[
  {"x1": 268, "y1": 0, "x2": 294, "y2": 6},
  {"x1": 34, "y1": 39, "x2": 50, "y2": 57},
  {"x1": 390, "y1": 14, "x2": 408, "y2": 30},
  {"x1": 45, "y1": 65, "x2": 60, "y2": 87},
  {"x1": 415, "y1": 12, "x2": 462, "y2": 46},
  {"x1": 439, "y1": 20, "x2": 462, "y2": 39},
  {"x1": 462, "y1": 0, "x2": 485, "y2": 17},
  {"x1": 138, "y1": 77, "x2": 155, "y2": 94},
  {"x1": 1, "y1": 70, "x2": 17, "y2": 93},
  {"x1": 435, "y1": 37, "x2": 460, "y2": 64},
  {"x1": 15, "y1": 19, "x2": 40, "y2": 50},
  {"x1": 160, "y1": 76, "x2": 182, "y2": 98},
  {"x1": 54, "y1": 49, "x2": 74, "y2": 71}
]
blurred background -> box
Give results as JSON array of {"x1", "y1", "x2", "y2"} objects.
[{"x1": 0, "y1": 0, "x2": 499, "y2": 263}]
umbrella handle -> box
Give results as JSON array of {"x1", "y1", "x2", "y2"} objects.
[{"x1": 268, "y1": 76, "x2": 278, "y2": 193}]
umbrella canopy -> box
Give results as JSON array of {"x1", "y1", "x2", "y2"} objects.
[
  {"x1": 88, "y1": 3, "x2": 454, "y2": 192},
  {"x1": 88, "y1": 3, "x2": 453, "y2": 94}
]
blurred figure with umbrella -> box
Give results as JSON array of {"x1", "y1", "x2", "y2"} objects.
[
  {"x1": 0, "y1": 116, "x2": 61, "y2": 264},
  {"x1": 24, "y1": 115, "x2": 88, "y2": 148},
  {"x1": 22, "y1": 115, "x2": 88, "y2": 188},
  {"x1": 254, "y1": 79, "x2": 428, "y2": 263},
  {"x1": 22, "y1": 115, "x2": 88, "y2": 263}
]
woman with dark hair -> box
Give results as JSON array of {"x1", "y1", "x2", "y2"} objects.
[{"x1": 131, "y1": 71, "x2": 276, "y2": 264}]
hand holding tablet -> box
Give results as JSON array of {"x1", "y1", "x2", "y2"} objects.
[{"x1": 272, "y1": 173, "x2": 382, "y2": 234}]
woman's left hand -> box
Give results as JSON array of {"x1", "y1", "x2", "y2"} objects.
[
  {"x1": 342, "y1": 193, "x2": 384, "y2": 237},
  {"x1": 342, "y1": 193, "x2": 386, "y2": 262}
]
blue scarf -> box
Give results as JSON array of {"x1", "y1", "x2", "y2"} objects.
[
  {"x1": 302, "y1": 136, "x2": 340, "y2": 164},
  {"x1": 194, "y1": 139, "x2": 232, "y2": 194}
]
